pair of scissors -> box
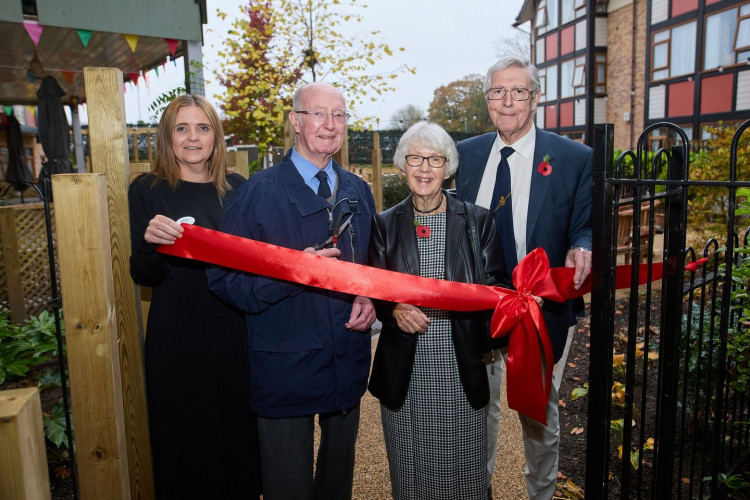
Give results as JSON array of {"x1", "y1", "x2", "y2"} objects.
[{"x1": 313, "y1": 211, "x2": 353, "y2": 250}]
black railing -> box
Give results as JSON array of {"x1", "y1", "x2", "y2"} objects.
[{"x1": 587, "y1": 121, "x2": 750, "y2": 499}]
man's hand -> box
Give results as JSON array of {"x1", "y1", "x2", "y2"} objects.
[
  {"x1": 393, "y1": 303, "x2": 430, "y2": 334},
  {"x1": 565, "y1": 247, "x2": 592, "y2": 290},
  {"x1": 346, "y1": 296, "x2": 376, "y2": 331},
  {"x1": 303, "y1": 246, "x2": 341, "y2": 259}
]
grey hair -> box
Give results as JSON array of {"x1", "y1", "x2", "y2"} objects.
[
  {"x1": 393, "y1": 122, "x2": 459, "y2": 176},
  {"x1": 483, "y1": 56, "x2": 541, "y2": 96},
  {"x1": 292, "y1": 82, "x2": 343, "y2": 111}
]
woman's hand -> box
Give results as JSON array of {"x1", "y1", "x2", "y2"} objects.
[
  {"x1": 144, "y1": 215, "x2": 184, "y2": 245},
  {"x1": 393, "y1": 303, "x2": 430, "y2": 334}
]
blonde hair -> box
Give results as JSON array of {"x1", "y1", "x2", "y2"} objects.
[{"x1": 151, "y1": 94, "x2": 230, "y2": 198}]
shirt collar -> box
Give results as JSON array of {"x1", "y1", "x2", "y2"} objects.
[
  {"x1": 493, "y1": 123, "x2": 536, "y2": 161},
  {"x1": 291, "y1": 148, "x2": 335, "y2": 183}
]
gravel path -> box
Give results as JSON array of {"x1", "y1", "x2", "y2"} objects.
[{"x1": 344, "y1": 336, "x2": 528, "y2": 499}]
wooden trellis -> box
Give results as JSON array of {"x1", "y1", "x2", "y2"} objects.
[{"x1": 0, "y1": 202, "x2": 59, "y2": 321}]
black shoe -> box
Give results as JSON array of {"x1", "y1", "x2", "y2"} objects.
[{"x1": 487, "y1": 485, "x2": 493, "y2": 500}]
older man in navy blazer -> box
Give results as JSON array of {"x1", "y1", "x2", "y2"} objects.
[{"x1": 455, "y1": 56, "x2": 592, "y2": 500}]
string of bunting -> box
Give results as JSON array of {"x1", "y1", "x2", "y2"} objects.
[
  {"x1": 19, "y1": 21, "x2": 179, "y2": 87},
  {"x1": 158, "y1": 224, "x2": 687, "y2": 425}
]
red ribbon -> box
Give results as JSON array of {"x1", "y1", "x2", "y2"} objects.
[{"x1": 157, "y1": 225, "x2": 666, "y2": 425}]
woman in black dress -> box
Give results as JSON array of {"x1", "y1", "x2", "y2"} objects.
[{"x1": 128, "y1": 95, "x2": 261, "y2": 499}]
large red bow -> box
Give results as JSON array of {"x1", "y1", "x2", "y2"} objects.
[{"x1": 158, "y1": 225, "x2": 661, "y2": 424}]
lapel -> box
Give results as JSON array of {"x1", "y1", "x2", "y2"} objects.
[
  {"x1": 526, "y1": 128, "x2": 554, "y2": 246},
  {"x1": 394, "y1": 195, "x2": 420, "y2": 276},
  {"x1": 444, "y1": 195, "x2": 466, "y2": 282},
  {"x1": 279, "y1": 154, "x2": 330, "y2": 217},
  {"x1": 394, "y1": 193, "x2": 467, "y2": 281},
  {"x1": 461, "y1": 133, "x2": 495, "y2": 203}
]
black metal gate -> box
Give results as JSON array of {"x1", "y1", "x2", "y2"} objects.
[{"x1": 586, "y1": 121, "x2": 750, "y2": 498}]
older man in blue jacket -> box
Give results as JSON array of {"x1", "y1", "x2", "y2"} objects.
[{"x1": 209, "y1": 82, "x2": 376, "y2": 500}]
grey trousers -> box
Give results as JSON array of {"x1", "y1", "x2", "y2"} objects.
[
  {"x1": 486, "y1": 325, "x2": 574, "y2": 500},
  {"x1": 257, "y1": 403, "x2": 361, "y2": 500}
]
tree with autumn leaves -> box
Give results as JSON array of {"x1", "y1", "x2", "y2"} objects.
[
  {"x1": 214, "y1": 0, "x2": 414, "y2": 155},
  {"x1": 427, "y1": 74, "x2": 492, "y2": 134}
]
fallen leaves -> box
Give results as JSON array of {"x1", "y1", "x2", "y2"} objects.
[{"x1": 571, "y1": 427, "x2": 585, "y2": 435}]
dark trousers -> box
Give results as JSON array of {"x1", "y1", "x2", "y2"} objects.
[{"x1": 257, "y1": 403, "x2": 361, "y2": 500}]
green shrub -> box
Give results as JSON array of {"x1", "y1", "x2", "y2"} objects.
[
  {"x1": 0, "y1": 310, "x2": 61, "y2": 385},
  {"x1": 382, "y1": 173, "x2": 411, "y2": 210}
]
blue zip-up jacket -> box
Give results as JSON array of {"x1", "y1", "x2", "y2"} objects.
[{"x1": 208, "y1": 151, "x2": 376, "y2": 418}]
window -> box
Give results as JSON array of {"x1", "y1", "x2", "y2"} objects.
[
  {"x1": 704, "y1": 3, "x2": 750, "y2": 70},
  {"x1": 573, "y1": 57, "x2": 586, "y2": 89},
  {"x1": 538, "y1": 66, "x2": 558, "y2": 102},
  {"x1": 562, "y1": 131, "x2": 585, "y2": 143},
  {"x1": 547, "y1": 0, "x2": 559, "y2": 30},
  {"x1": 651, "y1": 22, "x2": 696, "y2": 80},
  {"x1": 561, "y1": 59, "x2": 575, "y2": 98},
  {"x1": 595, "y1": 53, "x2": 607, "y2": 94},
  {"x1": 546, "y1": 64, "x2": 558, "y2": 101},
  {"x1": 562, "y1": 0, "x2": 586, "y2": 24},
  {"x1": 536, "y1": 0, "x2": 548, "y2": 28},
  {"x1": 561, "y1": 58, "x2": 585, "y2": 98},
  {"x1": 648, "y1": 125, "x2": 692, "y2": 152}
]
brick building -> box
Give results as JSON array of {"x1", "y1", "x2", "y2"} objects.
[{"x1": 515, "y1": 0, "x2": 750, "y2": 151}]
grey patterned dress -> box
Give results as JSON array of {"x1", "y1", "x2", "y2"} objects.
[{"x1": 381, "y1": 211, "x2": 488, "y2": 500}]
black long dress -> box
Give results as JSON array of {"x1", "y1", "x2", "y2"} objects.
[{"x1": 128, "y1": 173, "x2": 261, "y2": 499}]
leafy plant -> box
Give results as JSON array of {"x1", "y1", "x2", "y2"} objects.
[
  {"x1": 43, "y1": 398, "x2": 69, "y2": 448},
  {"x1": 0, "y1": 310, "x2": 61, "y2": 385},
  {"x1": 148, "y1": 86, "x2": 187, "y2": 122},
  {"x1": 720, "y1": 187, "x2": 750, "y2": 393}
]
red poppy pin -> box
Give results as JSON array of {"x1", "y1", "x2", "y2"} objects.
[
  {"x1": 537, "y1": 153, "x2": 552, "y2": 176},
  {"x1": 414, "y1": 219, "x2": 430, "y2": 238}
]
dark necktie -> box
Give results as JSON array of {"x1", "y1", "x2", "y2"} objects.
[
  {"x1": 491, "y1": 146, "x2": 515, "y2": 242},
  {"x1": 315, "y1": 170, "x2": 331, "y2": 199}
]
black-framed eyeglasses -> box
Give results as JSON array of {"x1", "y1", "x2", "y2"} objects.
[
  {"x1": 295, "y1": 110, "x2": 350, "y2": 123},
  {"x1": 485, "y1": 87, "x2": 534, "y2": 101},
  {"x1": 405, "y1": 155, "x2": 447, "y2": 168}
]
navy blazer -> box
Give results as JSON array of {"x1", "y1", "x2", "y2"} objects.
[{"x1": 455, "y1": 127, "x2": 592, "y2": 361}]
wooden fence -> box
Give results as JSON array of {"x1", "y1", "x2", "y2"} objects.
[{"x1": 0, "y1": 203, "x2": 58, "y2": 321}]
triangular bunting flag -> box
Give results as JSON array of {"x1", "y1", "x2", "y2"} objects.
[
  {"x1": 23, "y1": 20, "x2": 43, "y2": 46},
  {"x1": 165, "y1": 38, "x2": 179, "y2": 56},
  {"x1": 142, "y1": 70, "x2": 150, "y2": 91},
  {"x1": 125, "y1": 34, "x2": 139, "y2": 53},
  {"x1": 3, "y1": 105, "x2": 13, "y2": 116},
  {"x1": 61, "y1": 70, "x2": 75, "y2": 85},
  {"x1": 128, "y1": 72, "x2": 140, "y2": 86},
  {"x1": 77, "y1": 29, "x2": 92, "y2": 47},
  {"x1": 154, "y1": 66, "x2": 159, "y2": 77},
  {"x1": 26, "y1": 71, "x2": 35, "y2": 83}
]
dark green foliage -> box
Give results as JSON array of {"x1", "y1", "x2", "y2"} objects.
[
  {"x1": 0, "y1": 310, "x2": 60, "y2": 385},
  {"x1": 382, "y1": 173, "x2": 410, "y2": 210}
]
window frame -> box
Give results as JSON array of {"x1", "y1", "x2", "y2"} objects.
[
  {"x1": 595, "y1": 52, "x2": 607, "y2": 94},
  {"x1": 703, "y1": 2, "x2": 750, "y2": 70},
  {"x1": 650, "y1": 21, "x2": 696, "y2": 81},
  {"x1": 734, "y1": 5, "x2": 750, "y2": 53}
]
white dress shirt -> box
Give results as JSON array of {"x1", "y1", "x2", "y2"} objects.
[{"x1": 475, "y1": 124, "x2": 537, "y2": 262}]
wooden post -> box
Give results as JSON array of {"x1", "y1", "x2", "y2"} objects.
[
  {"x1": 0, "y1": 207, "x2": 25, "y2": 321},
  {"x1": 283, "y1": 110, "x2": 294, "y2": 152},
  {"x1": 0, "y1": 388, "x2": 50, "y2": 500},
  {"x1": 372, "y1": 132, "x2": 383, "y2": 212},
  {"x1": 84, "y1": 67, "x2": 154, "y2": 499},
  {"x1": 227, "y1": 150, "x2": 249, "y2": 178},
  {"x1": 52, "y1": 173, "x2": 131, "y2": 499},
  {"x1": 334, "y1": 130, "x2": 349, "y2": 170}
]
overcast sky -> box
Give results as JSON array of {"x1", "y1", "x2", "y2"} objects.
[{"x1": 123, "y1": 0, "x2": 528, "y2": 127}]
